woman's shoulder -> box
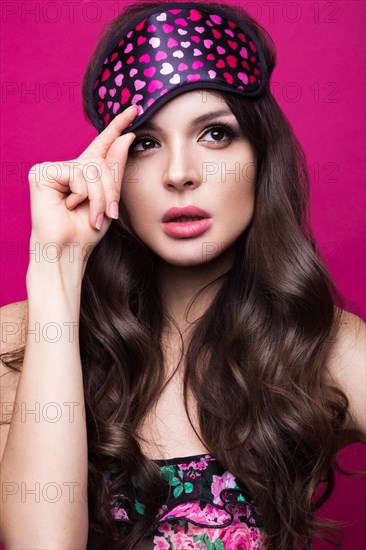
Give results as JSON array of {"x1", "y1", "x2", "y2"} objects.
[
  {"x1": 0, "y1": 298, "x2": 27, "y2": 392},
  {"x1": 1, "y1": 299, "x2": 28, "y2": 354},
  {"x1": 326, "y1": 307, "x2": 366, "y2": 446},
  {"x1": 0, "y1": 300, "x2": 28, "y2": 462}
]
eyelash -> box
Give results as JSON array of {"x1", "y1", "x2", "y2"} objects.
[{"x1": 129, "y1": 121, "x2": 237, "y2": 154}]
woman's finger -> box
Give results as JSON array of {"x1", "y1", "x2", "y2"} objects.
[
  {"x1": 78, "y1": 106, "x2": 138, "y2": 161},
  {"x1": 29, "y1": 161, "x2": 76, "y2": 194},
  {"x1": 83, "y1": 158, "x2": 122, "y2": 220},
  {"x1": 104, "y1": 132, "x2": 136, "y2": 206},
  {"x1": 80, "y1": 162, "x2": 107, "y2": 230},
  {"x1": 65, "y1": 167, "x2": 88, "y2": 210}
]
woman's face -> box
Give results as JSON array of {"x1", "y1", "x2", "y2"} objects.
[{"x1": 121, "y1": 90, "x2": 256, "y2": 267}]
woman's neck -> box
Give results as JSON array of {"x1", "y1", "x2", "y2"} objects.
[{"x1": 156, "y1": 245, "x2": 235, "y2": 334}]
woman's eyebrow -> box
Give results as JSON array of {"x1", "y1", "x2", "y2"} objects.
[{"x1": 138, "y1": 109, "x2": 235, "y2": 132}]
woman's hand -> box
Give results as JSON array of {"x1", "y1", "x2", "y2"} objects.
[{"x1": 27, "y1": 106, "x2": 137, "y2": 264}]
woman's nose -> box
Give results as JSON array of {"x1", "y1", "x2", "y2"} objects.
[{"x1": 162, "y1": 142, "x2": 201, "y2": 192}]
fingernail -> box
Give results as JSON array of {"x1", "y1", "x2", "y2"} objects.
[
  {"x1": 126, "y1": 105, "x2": 137, "y2": 115},
  {"x1": 109, "y1": 201, "x2": 119, "y2": 219},
  {"x1": 96, "y1": 213, "x2": 104, "y2": 230}
]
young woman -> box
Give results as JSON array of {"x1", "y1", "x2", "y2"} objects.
[{"x1": 0, "y1": 1, "x2": 365, "y2": 549}]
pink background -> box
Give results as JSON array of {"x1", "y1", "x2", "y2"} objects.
[{"x1": 1, "y1": 1, "x2": 365, "y2": 548}]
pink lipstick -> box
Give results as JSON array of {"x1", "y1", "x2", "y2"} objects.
[{"x1": 161, "y1": 205, "x2": 213, "y2": 239}]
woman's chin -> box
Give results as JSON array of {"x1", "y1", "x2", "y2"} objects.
[
  {"x1": 152, "y1": 249, "x2": 220, "y2": 268},
  {"x1": 151, "y1": 241, "x2": 235, "y2": 269}
]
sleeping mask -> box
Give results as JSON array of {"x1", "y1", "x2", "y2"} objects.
[{"x1": 86, "y1": 2, "x2": 269, "y2": 135}]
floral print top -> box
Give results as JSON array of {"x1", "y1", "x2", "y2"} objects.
[
  {"x1": 87, "y1": 454, "x2": 312, "y2": 550},
  {"x1": 87, "y1": 453, "x2": 272, "y2": 549}
]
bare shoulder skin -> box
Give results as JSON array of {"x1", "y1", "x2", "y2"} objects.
[
  {"x1": 0, "y1": 300, "x2": 28, "y2": 462},
  {"x1": 327, "y1": 307, "x2": 366, "y2": 448}
]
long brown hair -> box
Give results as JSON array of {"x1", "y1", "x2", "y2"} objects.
[{"x1": 1, "y1": 1, "x2": 362, "y2": 548}]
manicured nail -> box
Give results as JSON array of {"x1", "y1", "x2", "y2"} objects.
[
  {"x1": 109, "y1": 201, "x2": 119, "y2": 219},
  {"x1": 126, "y1": 104, "x2": 137, "y2": 114},
  {"x1": 96, "y1": 213, "x2": 104, "y2": 230}
]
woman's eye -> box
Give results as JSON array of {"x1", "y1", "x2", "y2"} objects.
[
  {"x1": 129, "y1": 136, "x2": 158, "y2": 154},
  {"x1": 129, "y1": 124, "x2": 236, "y2": 155},
  {"x1": 200, "y1": 125, "x2": 234, "y2": 143}
]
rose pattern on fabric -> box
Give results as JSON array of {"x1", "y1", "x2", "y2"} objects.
[
  {"x1": 211, "y1": 471, "x2": 237, "y2": 506},
  {"x1": 89, "y1": 453, "x2": 313, "y2": 548},
  {"x1": 90, "y1": 453, "x2": 269, "y2": 549}
]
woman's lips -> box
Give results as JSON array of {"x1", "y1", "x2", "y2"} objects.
[
  {"x1": 161, "y1": 218, "x2": 213, "y2": 238},
  {"x1": 161, "y1": 205, "x2": 212, "y2": 223}
]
